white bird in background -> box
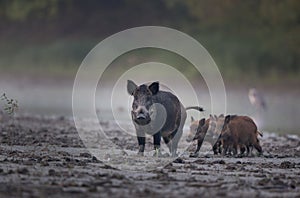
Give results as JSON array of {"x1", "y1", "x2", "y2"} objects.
[
  {"x1": 248, "y1": 88, "x2": 267, "y2": 111},
  {"x1": 248, "y1": 88, "x2": 267, "y2": 129}
]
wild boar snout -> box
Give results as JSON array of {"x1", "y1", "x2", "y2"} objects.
[{"x1": 132, "y1": 105, "x2": 151, "y2": 125}]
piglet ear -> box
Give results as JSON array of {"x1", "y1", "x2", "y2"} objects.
[
  {"x1": 149, "y1": 81, "x2": 159, "y2": 95},
  {"x1": 127, "y1": 80, "x2": 137, "y2": 95},
  {"x1": 224, "y1": 115, "x2": 231, "y2": 124},
  {"x1": 199, "y1": 118, "x2": 205, "y2": 126}
]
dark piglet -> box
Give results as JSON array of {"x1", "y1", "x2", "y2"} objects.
[
  {"x1": 189, "y1": 118, "x2": 209, "y2": 157},
  {"x1": 127, "y1": 80, "x2": 203, "y2": 157},
  {"x1": 190, "y1": 117, "x2": 221, "y2": 156}
]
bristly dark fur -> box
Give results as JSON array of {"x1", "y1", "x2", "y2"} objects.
[{"x1": 127, "y1": 80, "x2": 205, "y2": 156}]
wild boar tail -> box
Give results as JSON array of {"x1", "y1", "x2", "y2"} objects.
[
  {"x1": 257, "y1": 131, "x2": 263, "y2": 137},
  {"x1": 186, "y1": 106, "x2": 204, "y2": 112}
]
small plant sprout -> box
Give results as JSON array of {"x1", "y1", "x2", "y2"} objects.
[{"x1": 1, "y1": 93, "x2": 19, "y2": 116}]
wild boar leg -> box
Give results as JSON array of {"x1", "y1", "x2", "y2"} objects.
[
  {"x1": 253, "y1": 141, "x2": 263, "y2": 155},
  {"x1": 213, "y1": 138, "x2": 221, "y2": 155},
  {"x1": 221, "y1": 139, "x2": 229, "y2": 156},
  {"x1": 246, "y1": 145, "x2": 250, "y2": 156},
  {"x1": 153, "y1": 132, "x2": 162, "y2": 157},
  {"x1": 163, "y1": 135, "x2": 177, "y2": 157},
  {"x1": 240, "y1": 145, "x2": 246, "y2": 155},
  {"x1": 170, "y1": 129, "x2": 183, "y2": 157},
  {"x1": 194, "y1": 136, "x2": 205, "y2": 154},
  {"x1": 137, "y1": 136, "x2": 145, "y2": 156},
  {"x1": 232, "y1": 144, "x2": 238, "y2": 156}
]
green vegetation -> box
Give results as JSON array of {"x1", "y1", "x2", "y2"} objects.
[
  {"x1": 0, "y1": 39, "x2": 95, "y2": 77},
  {"x1": 0, "y1": 0, "x2": 299, "y2": 83}
]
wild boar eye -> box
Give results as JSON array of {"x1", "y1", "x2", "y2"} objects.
[{"x1": 132, "y1": 103, "x2": 138, "y2": 109}]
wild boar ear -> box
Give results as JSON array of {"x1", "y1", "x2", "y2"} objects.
[
  {"x1": 149, "y1": 81, "x2": 159, "y2": 95},
  {"x1": 191, "y1": 116, "x2": 195, "y2": 122},
  {"x1": 127, "y1": 80, "x2": 138, "y2": 95},
  {"x1": 199, "y1": 118, "x2": 205, "y2": 126},
  {"x1": 224, "y1": 115, "x2": 231, "y2": 124}
]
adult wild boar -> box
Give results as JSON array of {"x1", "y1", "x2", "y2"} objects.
[{"x1": 127, "y1": 80, "x2": 204, "y2": 157}]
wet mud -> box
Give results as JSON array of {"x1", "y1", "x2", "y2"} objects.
[{"x1": 0, "y1": 115, "x2": 300, "y2": 197}]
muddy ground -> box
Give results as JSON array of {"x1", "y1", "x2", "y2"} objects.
[{"x1": 0, "y1": 114, "x2": 300, "y2": 197}]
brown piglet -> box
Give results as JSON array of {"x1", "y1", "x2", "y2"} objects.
[{"x1": 220, "y1": 115, "x2": 263, "y2": 156}]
